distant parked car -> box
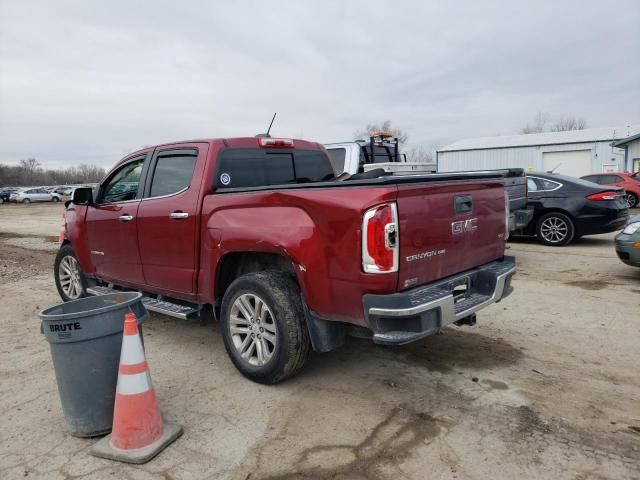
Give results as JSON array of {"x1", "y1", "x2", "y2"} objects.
[
  {"x1": 0, "y1": 187, "x2": 19, "y2": 204},
  {"x1": 581, "y1": 172, "x2": 640, "y2": 208},
  {"x1": 9, "y1": 187, "x2": 60, "y2": 203},
  {"x1": 615, "y1": 215, "x2": 640, "y2": 267},
  {"x1": 516, "y1": 172, "x2": 629, "y2": 246}
]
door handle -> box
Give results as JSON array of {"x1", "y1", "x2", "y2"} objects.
[
  {"x1": 119, "y1": 214, "x2": 134, "y2": 222},
  {"x1": 170, "y1": 212, "x2": 189, "y2": 220}
]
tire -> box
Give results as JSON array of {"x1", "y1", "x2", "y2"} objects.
[
  {"x1": 0, "y1": 198, "x2": 3, "y2": 204},
  {"x1": 536, "y1": 212, "x2": 575, "y2": 246},
  {"x1": 220, "y1": 271, "x2": 310, "y2": 384},
  {"x1": 52, "y1": 196, "x2": 60, "y2": 202},
  {"x1": 54, "y1": 244, "x2": 88, "y2": 301},
  {"x1": 22, "y1": 198, "x2": 31, "y2": 204},
  {"x1": 626, "y1": 193, "x2": 638, "y2": 209}
]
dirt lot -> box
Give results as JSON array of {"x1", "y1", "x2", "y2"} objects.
[{"x1": 1, "y1": 202, "x2": 639, "y2": 480}]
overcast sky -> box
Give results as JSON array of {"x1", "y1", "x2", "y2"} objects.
[{"x1": 1, "y1": 0, "x2": 639, "y2": 168}]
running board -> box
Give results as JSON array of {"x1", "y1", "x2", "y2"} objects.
[
  {"x1": 87, "y1": 286, "x2": 201, "y2": 320},
  {"x1": 142, "y1": 298, "x2": 201, "y2": 319}
]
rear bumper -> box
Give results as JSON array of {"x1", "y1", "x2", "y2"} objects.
[
  {"x1": 363, "y1": 256, "x2": 516, "y2": 345},
  {"x1": 576, "y1": 210, "x2": 628, "y2": 236}
]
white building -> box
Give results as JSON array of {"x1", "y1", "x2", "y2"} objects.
[
  {"x1": 613, "y1": 132, "x2": 640, "y2": 173},
  {"x1": 437, "y1": 125, "x2": 640, "y2": 177}
]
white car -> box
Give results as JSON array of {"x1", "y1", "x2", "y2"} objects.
[{"x1": 9, "y1": 187, "x2": 60, "y2": 203}]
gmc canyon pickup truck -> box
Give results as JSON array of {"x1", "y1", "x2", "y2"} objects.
[{"x1": 56, "y1": 136, "x2": 515, "y2": 384}]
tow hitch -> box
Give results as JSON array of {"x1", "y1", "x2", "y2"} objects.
[{"x1": 454, "y1": 313, "x2": 477, "y2": 327}]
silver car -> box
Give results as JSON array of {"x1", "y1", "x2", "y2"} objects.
[{"x1": 9, "y1": 187, "x2": 60, "y2": 203}]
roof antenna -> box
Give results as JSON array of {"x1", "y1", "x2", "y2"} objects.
[{"x1": 255, "y1": 113, "x2": 277, "y2": 138}]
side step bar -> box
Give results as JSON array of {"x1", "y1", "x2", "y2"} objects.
[{"x1": 87, "y1": 286, "x2": 202, "y2": 320}]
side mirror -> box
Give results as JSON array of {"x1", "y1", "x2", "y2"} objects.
[{"x1": 72, "y1": 187, "x2": 94, "y2": 206}]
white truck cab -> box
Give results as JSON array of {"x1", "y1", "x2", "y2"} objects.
[{"x1": 324, "y1": 132, "x2": 436, "y2": 176}]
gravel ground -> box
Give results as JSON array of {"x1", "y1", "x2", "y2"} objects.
[{"x1": 0, "y1": 203, "x2": 638, "y2": 480}]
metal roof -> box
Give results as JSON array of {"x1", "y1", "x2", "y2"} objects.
[
  {"x1": 613, "y1": 132, "x2": 640, "y2": 147},
  {"x1": 438, "y1": 125, "x2": 640, "y2": 153}
]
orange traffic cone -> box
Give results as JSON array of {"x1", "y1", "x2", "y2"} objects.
[{"x1": 91, "y1": 312, "x2": 182, "y2": 464}]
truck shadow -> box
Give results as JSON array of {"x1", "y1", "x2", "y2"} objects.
[
  {"x1": 305, "y1": 327, "x2": 524, "y2": 378},
  {"x1": 396, "y1": 328, "x2": 524, "y2": 373}
]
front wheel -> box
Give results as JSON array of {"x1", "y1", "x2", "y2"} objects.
[
  {"x1": 22, "y1": 198, "x2": 31, "y2": 204},
  {"x1": 536, "y1": 212, "x2": 575, "y2": 246},
  {"x1": 54, "y1": 245, "x2": 88, "y2": 301},
  {"x1": 220, "y1": 271, "x2": 310, "y2": 384},
  {"x1": 52, "y1": 196, "x2": 60, "y2": 202}
]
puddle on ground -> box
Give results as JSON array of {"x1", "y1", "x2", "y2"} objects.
[{"x1": 565, "y1": 280, "x2": 609, "y2": 291}]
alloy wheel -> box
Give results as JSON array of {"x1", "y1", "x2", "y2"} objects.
[
  {"x1": 229, "y1": 293, "x2": 277, "y2": 366},
  {"x1": 625, "y1": 194, "x2": 637, "y2": 209},
  {"x1": 58, "y1": 256, "x2": 83, "y2": 299},
  {"x1": 539, "y1": 216, "x2": 569, "y2": 244}
]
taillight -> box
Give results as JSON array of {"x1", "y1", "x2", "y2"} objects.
[
  {"x1": 362, "y1": 203, "x2": 399, "y2": 273},
  {"x1": 259, "y1": 138, "x2": 294, "y2": 148},
  {"x1": 586, "y1": 191, "x2": 620, "y2": 201}
]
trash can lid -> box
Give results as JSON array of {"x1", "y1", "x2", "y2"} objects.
[{"x1": 40, "y1": 292, "x2": 144, "y2": 322}]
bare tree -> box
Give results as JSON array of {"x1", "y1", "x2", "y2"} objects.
[
  {"x1": 406, "y1": 144, "x2": 439, "y2": 163},
  {"x1": 19, "y1": 158, "x2": 42, "y2": 185},
  {"x1": 521, "y1": 112, "x2": 550, "y2": 134},
  {"x1": 0, "y1": 160, "x2": 106, "y2": 187},
  {"x1": 550, "y1": 116, "x2": 587, "y2": 132},
  {"x1": 354, "y1": 120, "x2": 408, "y2": 144},
  {"x1": 521, "y1": 112, "x2": 587, "y2": 134}
]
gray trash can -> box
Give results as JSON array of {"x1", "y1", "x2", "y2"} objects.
[{"x1": 40, "y1": 292, "x2": 149, "y2": 437}]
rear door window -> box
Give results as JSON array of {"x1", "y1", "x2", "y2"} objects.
[
  {"x1": 539, "y1": 178, "x2": 562, "y2": 191},
  {"x1": 149, "y1": 151, "x2": 197, "y2": 197}
]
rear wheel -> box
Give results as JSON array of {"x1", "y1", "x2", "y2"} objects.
[
  {"x1": 54, "y1": 245, "x2": 88, "y2": 301},
  {"x1": 52, "y1": 196, "x2": 60, "y2": 202},
  {"x1": 625, "y1": 193, "x2": 638, "y2": 209},
  {"x1": 536, "y1": 212, "x2": 575, "y2": 246},
  {"x1": 220, "y1": 271, "x2": 310, "y2": 384}
]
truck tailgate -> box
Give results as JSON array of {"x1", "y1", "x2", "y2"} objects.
[{"x1": 396, "y1": 180, "x2": 506, "y2": 290}]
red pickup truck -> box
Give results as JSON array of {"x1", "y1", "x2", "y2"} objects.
[{"x1": 57, "y1": 136, "x2": 515, "y2": 383}]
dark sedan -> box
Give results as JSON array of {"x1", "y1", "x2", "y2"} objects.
[{"x1": 517, "y1": 172, "x2": 629, "y2": 246}]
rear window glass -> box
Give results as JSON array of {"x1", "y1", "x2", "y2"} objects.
[
  {"x1": 361, "y1": 145, "x2": 397, "y2": 164},
  {"x1": 327, "y1": 148, "x2": 346, "y2": 173},
  {"x1": 150, "y1": 152, "x2": 197, "y2": 197},
  {"x1": 215, "y1": 148, "x2": 334, "y2": 188}
]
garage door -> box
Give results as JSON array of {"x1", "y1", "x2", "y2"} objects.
[{"x1": 542, "y1": 150, "x2": 591, "y2": 178}]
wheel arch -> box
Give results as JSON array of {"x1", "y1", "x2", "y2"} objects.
[{"x1": 214, "y1": 251, "x2": 298, "y2": 305}]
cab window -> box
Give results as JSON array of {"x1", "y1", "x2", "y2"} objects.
[
  {"x1": 149, "y1": 151, "x2": 197, "y2": 198},
  {"x1": 100, "y1": 158, "x2": 144, "y2": 203}
]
